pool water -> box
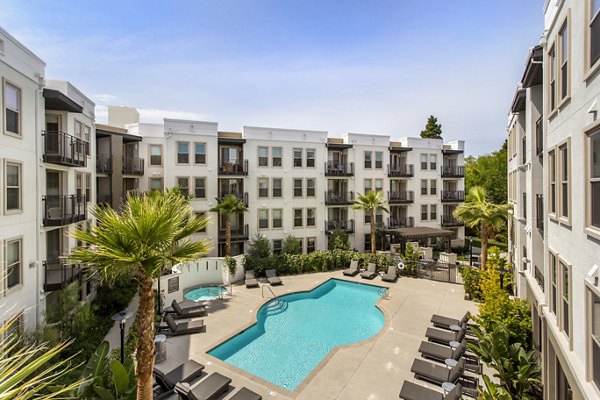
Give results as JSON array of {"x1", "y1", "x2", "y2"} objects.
[
  {"x1": 208, "y1": 279, "x2": 385, "y2": 391},
  {"x1": 184, "y1": 286, "x2": 227, "y2": 301}
]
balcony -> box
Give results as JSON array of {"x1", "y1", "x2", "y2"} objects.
[
  {"x1": 218, "y1": 160, "x2": 248, "y2": 176},
  {"x1": 325, "y1": 191, "x2": 354, "y2": 205},
  {"x1": 96, "y1": 154, "x2": 112, "y2": 174},
  {"x1": 123, "y1": 158, "x2": 144, "y2": 175},
  {"x1": 43, "y1": 195, "x2": 87, "y2": 227},
  {"x1": 387, "y1": 217, "x2": 415, "y2": 229},
  {"x1": 218, "y1": 191, "x2": 248, "y2": 207},
  {"x1": 43, "y1": 260, "x2": 82, "y2": 292},
  {"x1": 441, "y1": 215, "x2": 463, "y2": 227},
  {"x1": 534, "y1": 266, "x2": 545, "y2": 293},
  {"x1": 441, "y1": 166, "x2": 464, "y2": 178},
  {"x1": 441, "y1": 190, "x2": 465, "y2": 202},
  {"x1": 325, "y1": 219, "x2": 355, "y2": 234},
  {"x1": 535, "y1": 116, "x2": 543, "y2": 157},
  {"x1": 387, "y1": 164, "x2": 414, "y2": 177},
  {"x1": 218, "y1": 224, "x2": 249, "y2": 241},
  {"x1": 324, "y1": 162, "x2": 354, "y2": 177},
  {"x1": 42, "y1": 131, "x2": 88, "y2": 167},
  {"x1": 388, "y1": 191, "x2": 414, "y2": 204},
  {"x1": 96, "y1": 193, "x2": 112, "y2": 207}
]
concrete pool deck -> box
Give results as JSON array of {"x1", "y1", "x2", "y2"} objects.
[{"x1": 157, "y1": 271, "x2": 479, "y2": 400}]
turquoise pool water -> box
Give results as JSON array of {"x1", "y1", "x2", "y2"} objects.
[
  {"x1": 208, "y1": 279, "x2": 385, "y2": 391},
  {"x1": 184, "y1": 286, "x2": 227, "y2": 301}
]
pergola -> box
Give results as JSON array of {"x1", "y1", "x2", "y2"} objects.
[{"x1": 382, "y1": 226, "x2": 454, "y2": 252}]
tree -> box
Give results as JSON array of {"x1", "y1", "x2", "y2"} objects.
[
  {"x1": 465, "y1": 140, "x2": 508, "y2": 205},
  {"x1": 420, "y1": 115, "x2": 443, "y2": 139},
  {"x1": 328, "y1": 228, "x2": 350, "y2": 251},
  {"x1": 210, "y1": 194, "x2": 248, "y2": 256},
  {"x1": 247, "y1": 234, "x2": 271, "y2": 258},
  {"x1": 281, "y1": 235, "x2": 302, "y2": 255},
  {"x1": 68, "y1": 190, "x2": 210, "y2": 400},
  {"x1": 453, "y1": 187, "x2": 511, "y2": 269},
  {"x1": 353, "y1": 190, "x2": 389, "y2": 255}
]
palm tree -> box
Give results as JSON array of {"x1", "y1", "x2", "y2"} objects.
[
  {"x1": 453, "y1": 186, "x2": 511, "y2": 269},
  {"x1": 67, "y1": 189, "x2": 210, "y2": 400},
  {"x1": 210, "y1": 194, "x2": 248, "y2": 256},
  {"x1": 353, "y1": 190, "x2": 389, "y2": 255}
]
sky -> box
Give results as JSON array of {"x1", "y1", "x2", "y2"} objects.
[{"x1": 1, "y1": 1, "x2": 543, "y2": 156}]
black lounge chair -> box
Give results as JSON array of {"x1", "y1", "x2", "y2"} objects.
[
  {"x1": 245, "y1": 270, "x2": 259, "y2": 288},
  {"x1": 360, "y1": 263, "x2": 378, "y2": 279},
  {"x1": 175, "y1": 372, "x2": 232, "y2": 400},
  {"x1": 265, "y1": 269, "x2": 282, "y2": 286},
  {"x1": 399, "y1": 381, "x2": 463, "y2": 400},
  {"x1": 419, "y1": 340, "x2": 482, "y2": 374},
  {"x1": 160, "y1": 314, "x2": 206, "y2": 336},
  {"x1": 381, "y1": 265, "x2": 398, "y2": 282},
  {"x1": 426, "y1": 326, "x2": 466, "y2": 346},
  {"x1": 431, "y1": 312, "x2": 471, "y2": 330},
  {"x1": 167, "y1": 299, "x2": 207, "y2": 319},
  {"x1": 154, "y1": 360, "x2": 205, "y2": 391},
  {"x1": 164, "y1": 299, "x2": 206, "y2": 314},
  {"x1": 342, "y1": 260, "x2": 359, "y2": 276},
  {"x1": 411, "y1": 357, "x2": 465, "y2": 385},
  {"x1": 229, "y1": 387, "x2": 262, "y2": 400}
]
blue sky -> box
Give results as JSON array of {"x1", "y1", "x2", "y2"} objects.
[{"x1": 1, "y1": 1, "x2": 542, "y2": 155}]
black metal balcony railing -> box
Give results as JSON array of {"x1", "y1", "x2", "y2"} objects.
[
  {"x1": 43, "y1": 260, "x2": 82, "y2": 292},
  {"x1": 441, "y1": 190, "x2": 465, "y2": 202},
  {"x1": 42, "y1": 131, "x2": 88, "y2": 167},
  {"x1": 219, "y1": 191, "x2": 248, "y2": 206},
  {"x1": 535, "y1": 116, "x2": 544, "y2": 157},
  {"x1": 536, "y1": 194, "x2": 544, "y2": 232},
  {"x1": 441, "y1": 165, "x2": 465, "y2": 177},
  {"x1": 123, "y1": 158, "x2": 144, "y2": 175},
  {"x1": 325, "y1": 219, "x2": 355, "y2": 233},
  {"x1": 325, "y1": 191, "x2": 354, "y2": 205},
  {"x1": 218, "y1": 224, "x2": 249, "y2": 241},
  {"x1": 441, "y1": 215, "x2": 463, "y2": 227},
  {"x1": 43, "y1": 195, "x2": 87, "y2": 227},
  {"x1": 218, "y1": 160, "x2": 249, "y2": 176},
  {"x1": 324, "y1": 162, "x2": 354, "y2": 176},
  {"x1": 387, "y1": 217, "x2": 415, "y2": 229},
  {"x1": 96, "y1": 193, "x2": 112, "y2": 207},
  {"x1": 387, "y1": 164, "x2": 414, "y2": 177},
  {"x1": 96, "y1": 154, "x2": 112, "y2": 174},
  {"x1": 388, "y1": 191, "x2": 414, "y2": 204},
  {"x1": 534, "y1": 266, "x2": 545, "y2": 293}
]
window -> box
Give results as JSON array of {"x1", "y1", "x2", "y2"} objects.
[
  {"x1": 307, "y1": 237, "x2": 316, "y2": 253},
  {"x1": 556, "y1": 358, "x2": 573, "y2": 400},
  {"x1": 306, "y1": 179, "x2": 315, "y2": 197},
  {"x1": 430, "y1": 154, "x2": 437, "y2": 170},
  {"x1": 4, "y1": 81, "x2": 20, "y2": 135},
  {"x1": 549, "y1": 150, "x2": 557, "y2": 215},
  {"x1": 177, "y1": 142, "x2": 189, "y2": 164},
  {"x1": 522, "y1": 136, "x2": 527, "y2": 165},
  {"x1": 590, "y1": 0, "x2": 600, "y2": 67},
  {"x1": 590, "y1": 289, "x2": 600, "y2": 389},
  {"x1": 364, "y1": 179, "x2": 372, "y2": 193},
  {"x1": 150, "y1": 145, "x2": 162, "y2": 166},
  {"x1": 306, "y1": 149, "x2": 315, "y2": 167},
  {"x1": 194, "y1": 143, "x2": 206, "y2": 164},
  {"x1": 430, "y1": 204, "x2": 437, "y2": 220},
  {"x1": 591, "y1": 131, "x2": 600, "y2": 228},
  {"x1": 149, "y1": 178, "x2": 163, "y2": 192},
  {"x1": 177, "y1": 177, "x2": 189, "y2": 196},
  {"x1": 550, "y1": 252, "x2": 557, "y2": 314},
  {"x1": 258, "y1": 209, "x2": 269, "y2": 229},
  {"x1": 272, "y1": 209, "x2": 282, "y2": 229},
  {"x1": 561, "y1": 261, "x2": 570, "y2": 337},
  {"x1": 364, "y1": 234, "x2": 372, "y2": 252},
  {"x1": 306, "y1": 208, "x2": 315, "y2": 227},
  {"x1": 522, "y1": 193, "x2": 527, "y2": 219},
  {"x1": 421, "y1": 179, "x2": 428, "y2": 196},
  {"x1": 258, "y1": 178, "x2": 269, "y2": 198},
  {"x1": 6, "y1": 162, "x2": 21, "y2": 211},
  {"x1": 195, "y1": 212, "x2": 206, "y2": 233},
  {"x1": 549, "y1": 45, "x2": 557, "y2": 111},
  {"x1": 375, "y1": 152, "x2": 383, "y2": 169},
  {"x1": 194, "y1": 178, "x2": 206, "y2": 199},
  {"x1": 421, "y1": 205, "x2": 428, "y2": 221},
  {"x1": 294, "y1": 209, "x2": 303, "y2": 227},
  {"x1": 272, "y1": 178, "x2": 282, "y2": 198},
  {"x1": 272, "y1": 239, "x2": 282, "y2": 255},
  {"x1": 5, "y1": 238, "x2": 21, "y2": 290},
  {"x1": 364, "y1": 151, "x2": 372, "y2": 169},
  {"x1": 559, "y1": 22, "x2": 569, "y2": 100},
  {"x1": 272, "y1": 147, "x2": 282, "y2": 167},
  {"x1": 85, "y1": 173, "x2": 91, "y2": 201},
  {"x1": 293, "y1": 179, "x2": 303, "y2": 197},
  {"x1": 293, "y1": 148, "x2": 303, "y2": 167},
  {"x1": 258, "y1": 146, "x2": 268, "y2": 167},
  {"x1": 559, "y1": 142, "x2": 570, "y2": 220},
  {"x1": 421, "y1": 154, "x2": 428, "y2": 170},
  {"x1": 375, "y1": 179, "x2": 383, "y2": 193},
  {"x1": 430, "y1": 179, "x2": 437, "y2": 196}
]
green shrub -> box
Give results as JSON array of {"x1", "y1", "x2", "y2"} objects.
[
  {"x1": 401, "y1": 244, "x2": 420, "y2": 276},
  {"x1": 459, "y1": 266, "x2": 482, "y2": 300},
  {"x1": 328, "y1": 228, "x2": 350, "y2": 250},
  {"x1": 247, "y1": 234, "x2": 271, "y2": 258},
  {"x1": 281, "y1": 235, "x2": 302, "y2": 255}
]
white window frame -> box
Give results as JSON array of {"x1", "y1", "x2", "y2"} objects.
[
  {"x1": 4, "y1": 160, "x2": 22, "y2": 214},
  {"x1": 3, "y1": 79, "x2": 22, "y2": 138}
]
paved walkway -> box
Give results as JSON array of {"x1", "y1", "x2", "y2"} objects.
[
  {"x1": 156, "y1": 271, "x2": 479, "y2": 400},
  {"x1": 104, "y1": 294, "x2": 140, "y2": 352}
]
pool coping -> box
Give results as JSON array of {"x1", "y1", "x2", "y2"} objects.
[{"x1": 202, "y1": 276, "x2": 393, "y2": 398}]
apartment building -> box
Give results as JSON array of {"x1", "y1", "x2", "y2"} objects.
[{"x1": 508, "y1": 1, "x2": 600, "y2": 398}]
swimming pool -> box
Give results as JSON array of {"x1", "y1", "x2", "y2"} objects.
[
  {"x1": 208, "y1": 279, "x2": 385, "y2": 391},
  {"x1": 184, "y1": 286, "x2": 227, "y2": 301}
]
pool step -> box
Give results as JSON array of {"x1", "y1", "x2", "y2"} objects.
[{"x1": 261, "y1": 300, "x2": 289, "y2": 316}]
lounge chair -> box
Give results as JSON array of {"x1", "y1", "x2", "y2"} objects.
[
  {"x1": 425, "y1": 326, "x2": 466, "y2": 346},
  {"x1": 265, "y1": 269, "x2": 282, "y2": 286},
  {"x1": 159, "y1": 314, "x2": 206, "y2": 336},
  {"x1": 431, "y1": 312, "x2": 471, "y2": 330},
  {"x1": 167, "y1": 299, "x2": 207, "y2": 319},
  {"x1": 175, "y1": 372, "x2": 231, "y2": 400},
  {"x1": 153, "y1": 360, "x2": 205, "y2": 391},
  {"x1": 399, "y1": 381, "x2": 463, "y2": 400},
  {"x1": 164, "y1": 299, "x2": 206, "y2": 314},
  {"x1": 245, "y1": 270, "x2": 259, "y2": 288},
  {"x1": 360, "y1": 263, "x2": 378, "y2": 279},
  {"x1": 419, "y1": 340, "x2": 467, "y2": 363},
  {"x1": 381, "y1": 265, "x2": 398, "y2": 282},
  {"x1": 342, "y1": 260, "x2": 359, "y2": 276},
  {"x1": 229, "y1": 387, "x2": 262, "y2": 400},
  {"x1": 411, "y1": 357, "x2": 465, "y2": 385}
]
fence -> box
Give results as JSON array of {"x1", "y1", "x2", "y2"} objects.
[{"x1": 400, "y1": 259, "x2": 463, "y2": 284}]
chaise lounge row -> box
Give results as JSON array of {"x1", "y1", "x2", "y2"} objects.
[
  {"x1": 157, "y1": 300, "x2": 208, "y2": 336},
  {"x1": 342, "y1": 260, "x2": 399, "y2": 282},
  {"x1": 244, "y1": 269, "x2": 282, "y2": 288}
]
